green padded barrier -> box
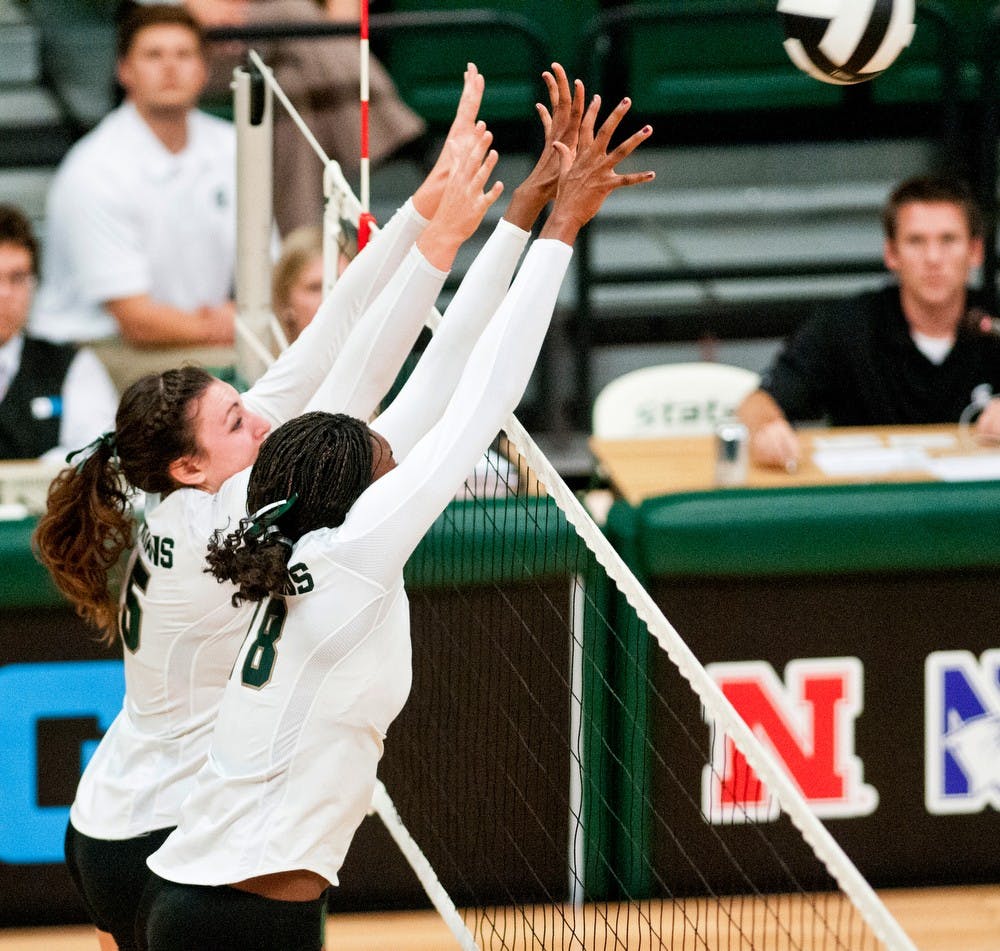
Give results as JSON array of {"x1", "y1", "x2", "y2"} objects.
[
  {"x1": 600, "y1": 477, "x2": 1000, "y2": 891},
  {"x1": 0, "y1": 516, "x2": 65, "y2": 609},
  {"x1": 605, "y1": 480, "x2": 1000, "y2": 579},
  {"x1": 404, "y1": 496, "x2": 578, "y2": 588},
  {"x1": 0, "y1": 496, "x2": 581, "y2": 612}
]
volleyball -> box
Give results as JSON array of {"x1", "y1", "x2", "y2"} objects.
[{"x1": 777, "y1": 0, "x2": 916, "y2": 85}]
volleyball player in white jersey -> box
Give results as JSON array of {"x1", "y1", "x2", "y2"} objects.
[
  {"x1": 144, "y1": 94, "x2": 654, "y2": 951},
  {"x1": 33, "y1": 65, "x2": 496, "y2": 951},
  {"x1": 35, "y1": 63, "x2": 589, "y2": 951}
]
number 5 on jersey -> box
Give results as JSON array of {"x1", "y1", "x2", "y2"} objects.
[{"x1": 120, "y1": 556, "x2": 150, "y2": 653}]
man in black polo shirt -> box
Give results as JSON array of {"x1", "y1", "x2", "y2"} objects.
[
  {"x1": 0, "y1": 205, "x2": 116, "y2": 461},
  {"x1": 739, "y1": 176, "x2": 1000, "y2": 470}
]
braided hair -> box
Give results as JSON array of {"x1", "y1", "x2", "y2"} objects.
[
  {"x1": 34, "y1": 367, "x2": 214, "y2": 642},
  {"x1": 206, "y1": 412, "x2": 375, "y2": 606}
]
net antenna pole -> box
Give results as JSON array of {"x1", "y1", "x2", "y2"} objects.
[
  {"x1": 233, "y1": 62, "x2": 280, "y2": 383},
  {"x1": 357, "y1": 0, "x2": 377, "y2": 250},
  {"x1": 567, "y1": 576, "x2": 587, "y2": 907},
  {"x1": 370, "y1": 782, "x2": 480, "y2": 950}
]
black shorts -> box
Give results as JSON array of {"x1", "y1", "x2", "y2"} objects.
[
  {"x1": 64, "y1": 820, "x2": 175, "y2": 951},
  {"x1": 143, "y1": 874, "x2": 326, "y2": 951}
]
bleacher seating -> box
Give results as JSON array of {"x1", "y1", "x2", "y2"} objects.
[
  {"x1": 0, "y1": 0, "x2": 74, "y2": 169},
  {"x1": 3, "y1": 0, "x2": 1000, "y2": 438},
  {"x1": 377, "y1": 2, "x2": 568, "y2": 137},
  {"x1": 25, "y1": 0, "x2": 118, "y2": 129},
  {"x1": 563, "y1": 0, "x2": 977, "y2": 424}
]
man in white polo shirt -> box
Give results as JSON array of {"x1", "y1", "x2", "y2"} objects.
[{"x1": 32, "y1": 4, "x2": 237, "y2": 392}]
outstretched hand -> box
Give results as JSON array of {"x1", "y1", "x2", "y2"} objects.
[
  {"x1": 541, "y1": 95, "x2": 654, "y2": 246},
  {"x1": 416, "y1": 123, "x2": 504, "y2": 271},
  {"x1": 504, "y1": 63, "x2": 586, "y2": 231},
  {"x1": 413, "y1": 64, "x2": 487, "y2": 219},
  {"x1": 528, "y1": 65, "x2": 587, "y2": 201},
  {"x1": 436, "y1": 64, "x2": 487, "y2": 172}
]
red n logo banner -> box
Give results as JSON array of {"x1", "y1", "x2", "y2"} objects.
[{"x1": 703, "y1": 657, "x2": 878, "y2": 823}]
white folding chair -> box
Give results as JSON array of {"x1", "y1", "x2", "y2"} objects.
[{"x1": 592, "y1": 362, "x2": 760, "y2": 438}]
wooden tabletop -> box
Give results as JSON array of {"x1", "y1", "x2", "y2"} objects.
[{"x1": 590, "y1": 424, "x2": 1000, "y2": 506}]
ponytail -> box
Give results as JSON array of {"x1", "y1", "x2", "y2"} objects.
[
  {"x1": 33, "y1": 439, "x2": 133, "y2": 643},
  {"x1": 33, "y1": 366, "x2": 214, "y2": 644},
  {"x1": 206, "y1": 510, "x2": 296, "y2": 607}
]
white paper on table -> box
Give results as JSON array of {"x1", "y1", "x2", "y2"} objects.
[
  {"x1": 887, "y1": 432, "x2": 959, "y2": 450},
  {"x1": 812, "y1": 446, "x2": 930, "y2": 477},
  {"x1": 811, "y1": 434, "x2": 884, "y2": 451},
  {"x1": 924, "y1": 454, "x2": 1000, "y2": 482}
]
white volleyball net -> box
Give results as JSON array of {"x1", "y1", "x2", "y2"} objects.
[{"x1": 232, "y1": 60, "x2": 917, "y2": 951}]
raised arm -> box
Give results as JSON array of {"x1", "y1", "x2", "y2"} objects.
[
  {"x1": 242, "y1": 198, "x2": 428, "y2": 426},
  {"x1": 410, "y1": 64, "x2": 487, "y2": 220},
  {"x1": 356, "y1": 96, "x2": 655, "y2": 570},
  {"x1": 368, "y1": 218, "x2": 528, "y2": 458},
  {"x1": 244, "y1": 65, "x2": 490, "y2": 427},
  {"x1": 373, "y1": 64, "x2": 586, "y2": 457},
  {"x1": 504, "y1": 63, "x2": 585, "y2": 231},
  {"x1": 304, "y1": 124, "x2": 504, "y2": 419}
]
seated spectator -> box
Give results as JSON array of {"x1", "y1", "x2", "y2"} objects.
[
  {"x1": 0, "y1": 206, "x2": 116, "y2": 461},
  {"x1": 147, "y1": 0, "x2": 427, "y2": 234},
  {"x1": 32, "y1": 5, "x2": 237, "y2": 394},
  {"x1": 738, "y1": 175, "x2": 1000, "y2": 470},
  {"x1": 271, "y1": 225, "x2": 324, "y2": 345}
]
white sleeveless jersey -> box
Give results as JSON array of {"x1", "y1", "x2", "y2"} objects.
[
  {"x1": 70, "y1": 200, "x2": 448, "y2": 840},
  {"x1": 149, "y1": 238, "x2": 572, "y2": 886}
]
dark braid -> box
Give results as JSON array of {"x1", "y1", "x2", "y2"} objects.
[
  {"x1": 206, "y1": 412, "x2": 374, "y2": 605},
  {"x1": 33, "y1": 366, "x2": 214, "y2": 642}
]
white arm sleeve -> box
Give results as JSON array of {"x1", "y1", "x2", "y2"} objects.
[
  {"x1": 303, "y1": 247, "x2": 448, "y2": 420},
  {"x1": 344, "y1": 239, "x2": 573, "y2": 577},
  {"x1": 243, "y1": 199, "x2": 427, "y2": 426},
  {"x1": 371, "y1": 217, "x2": 530, "y2": 460}
]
